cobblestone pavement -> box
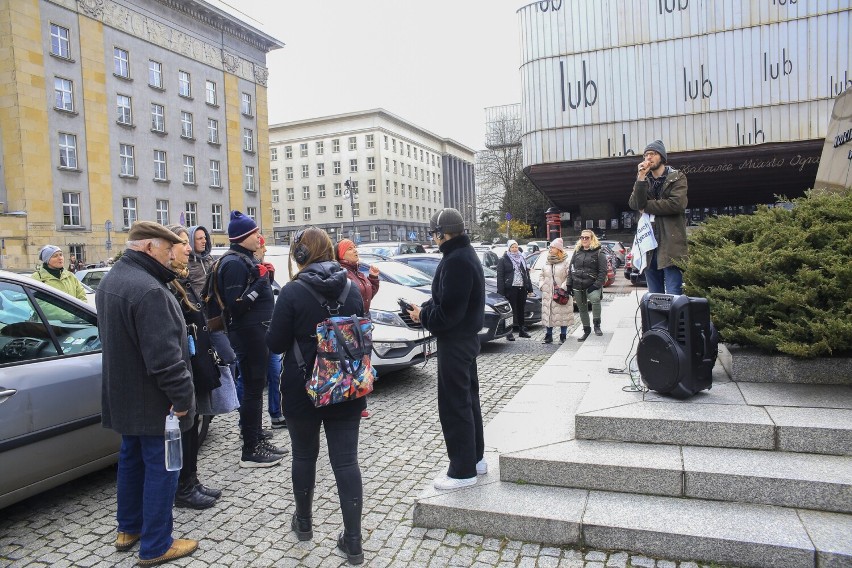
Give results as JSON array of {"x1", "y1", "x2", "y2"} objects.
[{"x1": 1, "y1": 287, "x2": 732, "y2": 567}]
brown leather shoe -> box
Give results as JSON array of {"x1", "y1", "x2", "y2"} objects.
[
  {"x1": 137, "y1": 539, "x2": 198, "y2": 566},
  {"x1": 115, "y1": 532, "x2": 140, "y2": 551}
]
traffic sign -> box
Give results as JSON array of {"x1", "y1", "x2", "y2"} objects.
[
  {"x1": 105, "y1": 240, "x2": 112, "y2": 251},
  {"x1": 506, "y1": 212, "x2": 512, "y2": 220},
  {"x1": 409, "y1": 231, "x2": 417, "y2": 241}
]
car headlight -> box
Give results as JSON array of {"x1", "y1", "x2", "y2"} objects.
[
  {"x1": 369, "y1": 309, "x2": 407, "y2": 327},
  {"x1": 373, "y1": 341, "x2": 410, "y2": 357}
]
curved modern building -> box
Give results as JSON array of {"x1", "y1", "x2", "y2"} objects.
[{"x1": 518, "y1": 0, "x2": 851, "y2": 231}]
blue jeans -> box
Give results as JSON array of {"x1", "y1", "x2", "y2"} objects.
[
  {"x1": 116, "y1": 435, "x2": 179, "y2": 560},
  {"x1": 644, "y1": 249, "x2": 684, "y2": 295},
  {"x1": 287, "y1": 415, "x2": 362, "y2": 502},
  {"x1": 267, "y1": 352, "x2": 282, "y2": 419}
]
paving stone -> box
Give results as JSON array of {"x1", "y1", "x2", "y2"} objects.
[
  {"x1": 606, "y1": 550, "x2": 629, "y2": 567},
  {"x1": 628, "y1": 555, "x2": 656, "y2": 567},
  {"x1": 585, "y1": 550, "x2": 608, "y2": 561}
]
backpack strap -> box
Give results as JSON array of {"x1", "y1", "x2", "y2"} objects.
[{"x1": 291, "y1": 279, "x2": 353, "y2": 372}]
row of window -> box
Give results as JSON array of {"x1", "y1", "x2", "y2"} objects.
[
  {"x1": 270, "y1": 134, "x2": 442, "y2": 168},
  {"x1": 276, "y1": 203, "x2": 437, "y2": 223},
  {"x1": 271, "y1": 181, "x2": 441, "y2": 203},
  {"x1": 269, "y1": 158, "x2": 439, "y2": 183}
]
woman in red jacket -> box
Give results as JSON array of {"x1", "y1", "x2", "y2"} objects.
[{"x1": 336, "y1": 239, "x2": 379, "y2": 419}]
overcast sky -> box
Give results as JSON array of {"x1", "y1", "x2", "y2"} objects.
[{"x1": 213, "y1": 0, "x2": 527, "y2": 151}]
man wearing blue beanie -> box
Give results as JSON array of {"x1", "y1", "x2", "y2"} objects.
[
  {"x1": 218, "y1": 211, "x2": 288, "y2": 467},
  {"x1": 629, "y1": 139, "x2": 689, "y2": 295}
]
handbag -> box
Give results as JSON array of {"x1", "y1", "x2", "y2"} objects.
[
  {"x1": 551, "y1": 266, "x2": 570, "y2": 305},
  {"x1": 210, "y1": 364, "x2": 239, "y2": 415}
]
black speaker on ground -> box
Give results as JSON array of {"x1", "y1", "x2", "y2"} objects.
[{"x1": 637, "y1": 293, "x2": 718, "y2": 399}]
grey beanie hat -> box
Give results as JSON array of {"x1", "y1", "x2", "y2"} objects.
[
  {"x1": 429, "y1": 207, "x2": 465, "y2": 235},
  {"x1": 643, "y1": 139, "x2": 667, "y2": 163},
  {"x1": 39, "y1": 245, "x2": 62, "y2": 263}
]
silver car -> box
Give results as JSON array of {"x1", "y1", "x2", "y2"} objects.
[{"x1": 0, "y1": 270, "x2": 119, "y2": 509}]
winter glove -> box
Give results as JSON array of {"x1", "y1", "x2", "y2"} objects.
[
  {"x1": 586, "y1": 285, "x2": 599, "y2": 293},
  {"x1": 261, "y1": 262, "x2": 276, "y2": 282}
]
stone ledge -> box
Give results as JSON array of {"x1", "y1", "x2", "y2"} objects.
[{"x1": 724, "y1": 345, "x2": 852, "y2": 385}]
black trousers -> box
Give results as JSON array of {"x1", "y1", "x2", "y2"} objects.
[
  {"x1": 287, "y1": 415, "x2": 362, "y2": 503},
  {"x1": 228, "y1": 325, "x2": 268, "y2": 448},
  {"x1": 178, "y1": 415, "x2": 200, "y2": 484},
  {"x1": 505, "y1": 286, "x2": 527, "y2": 329},
  {"x1": 436, "y1": 336, "x2": 484, "y2": 479}
]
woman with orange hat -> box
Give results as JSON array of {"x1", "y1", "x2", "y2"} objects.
[{"x1": 335, "y1": 239, "x2": 379, "y2": 419}]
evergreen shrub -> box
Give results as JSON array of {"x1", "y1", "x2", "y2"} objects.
[{"x1": 681, "y1": 188, "x2": 852, "y2": 358}]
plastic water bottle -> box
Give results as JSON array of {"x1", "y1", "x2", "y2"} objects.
[{"x1": 164, "y1": 412, "x2": 182, "y2": 471}]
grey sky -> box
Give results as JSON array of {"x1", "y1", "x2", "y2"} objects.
[{"x1": 214, "y1": 0, "x2": 526, "y2": 150}]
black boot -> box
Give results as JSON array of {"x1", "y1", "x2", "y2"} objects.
[
  {"x1": 291, "y1": 488, "x2": 313, "y2": 541},
  {"x1": 559, "y1": 334, "x2": 566, "y2": 343},
  {"x1": 193, "y1": 474, "x2": 222, "y2": 499},
  {"x1": 506, "y1": 332, "x2": 515, "y2": 341},
  {"x1": 593, "y1": 319, "x2": 603, "y2": 336},
  {"x1": 337, "y1": 498, "x2": 363, "y2": 565},
  {"x1": 578, "y1": 327, "x2": 591, "y2": 342},
  {"x1": 518, "y1": 327, "x2": 531, "y2": 339},
  {"x1": 174, "y1": 478, "x2": 216, "y2": 510}
]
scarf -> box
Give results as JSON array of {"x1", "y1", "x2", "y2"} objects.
[
  {"x1": 508, "y1": 251, "x2": 524, "y2": 271},
  {"x1": 547, "y1": 249, "x2": 565, "y2": 264},
  {"x1": 42, "y1": 263, "x2": 64, "y2": 279}
]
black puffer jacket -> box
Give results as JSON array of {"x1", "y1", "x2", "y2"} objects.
[
  {"x1": 567, "y1": 246, "x2": 607, "y2": 291},
  {"x1": 496, "y1": 253, "x2": 532, "y2": 296}
]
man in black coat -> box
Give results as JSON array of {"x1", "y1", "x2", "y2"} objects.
[
  {"x1": 97, "y1": 221, "x2": 198, "y2": 565},
  {"x1": 408, "y1": 208, "x2": 487, "y2": 490}
]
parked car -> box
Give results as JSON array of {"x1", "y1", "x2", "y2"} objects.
[
  {"x1": 475, "y1": 249, "x2": 500, "y2": 270},
  {"x1": 623, "y1": 251, "x2": 647, "y2": 286},
  {"x1": 356, "y1": 241, "x2": 426, "y2": 257},
  {"x1": 393, "y1": 253, "x2": 542, "y2": 326},
  {"x1": 74, "y1": 267, "x2": 111, "y2": 290},
  {"x1": 600, "y1": 240, "x2": 627, "y2": 267},
  {"x1": 0, "y1": 270, "x2": 120, "y2": 510},
  {"x1": 364, "y1": 259, "x2": 515, "y2": 343}
]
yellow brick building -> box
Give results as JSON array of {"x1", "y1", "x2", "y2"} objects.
[{"x1": 0, "y1": 0, "x2": 282, "y2": 269}]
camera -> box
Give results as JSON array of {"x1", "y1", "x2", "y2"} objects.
[{"x1": 398, "y1": 298, "x2": 413, "y2": 313}]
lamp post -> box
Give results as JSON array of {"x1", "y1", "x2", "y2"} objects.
[{"x1": 343, "y1": 178, "x2": 358, "y2": 241}]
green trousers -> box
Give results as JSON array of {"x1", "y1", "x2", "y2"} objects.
[{"x1": 573, "y1": 287, "x2": 602, "y2": 327}]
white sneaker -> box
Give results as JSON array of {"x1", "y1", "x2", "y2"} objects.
[
  {"x1": 476, "y1": 458, "x2": 488, "y2": 475},
  {"x1": 433, "y1": 474, "x2": 477, "y2": 491}
]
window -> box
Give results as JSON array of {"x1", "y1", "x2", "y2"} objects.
[
  {"x1": 180, "y1": 111, "x2": 193, "y2": 138},
  {"x1": 303, "y1": 207, "x2": 311, "y2": 221},
  {"x1": 50, "y1": 24, "x2": 70, "y2": 58},
  {"x1": 207, "y1": 118, "x2": 219, "y2": 143},
  {"x1": 407, "y1": 144, "x2": 411, "y2": 157},
  {"x1": 58, "y1": 133, "x2": 77, "y2": 169},
  {"x1": 393, "y1": 160, "x2": 397, "y2": 174},
  {"x1": 348, "y1": 136, "x2": 357, "y2": 151},
  {"x1": 334, "y1": 183, "x2": 342, "y2": 197},
  {"x1": 285, "y1": 145, "x2": 292, "y2": 159},
  {"x1": 243, "y1": 128, "x2": 254, "y2": 152},
  {"x1": 273, "y1": 209, "x2": 281, "y2": 224},
  {"x1": 54, "y1": 78, "x2": 73, "y2": 111},
  {"x1": 407, "y1": 165, "x2": 411, "y2": 177},
  {"x1": 394, "y1": 182, "x2": 398, "y2": 195},
  {"x1": 395, "y1": 203, "x2": 399, "y2": 216},
  {"x1": 316, "y1": 141, "x2": 324, "y2": 154},
  {"x1": 366, "y1": 134, "x2": 374, "y2": 149},
  {"x1": 335, "y1": 204, "x2": 343, "y2": 218},
  {"x1": 288, "y1": 209, "x2": 295, "y2": 222},
  {"x1": 301, "y1": 164, "x2": 309, "y2": 178},
  {"x1": 271, "y1": 168, "x2": 279, "y2": 182},
  {"x1": 270, "y1": 147, "x2": 278, "y2": 161},
  {"x1": 286, "y1": 187, "x2": 294, "y2": 201},
  {"x1": 156, "y1": 199, "x2": 169, "y2": 225},
  {"x1": 300, "y1": 143, "x2": 308, "y2": 157},
  {"x1": 62, "y1": 192, "x2": 81, "y2": 226},
  {"x1": 245, "y1": 166, "x2": 255, "y2": 191},
  {"x1": 385, "y1": 158, "x2": 389, "y2": 171},
  {"x1": 296, "y1": 184, "x2": 309, "y2": 200},
  {"x1": 185, "y1": 202, "x2": 197, "y2": 227},
  {"x1": 151, "y1": 103, "x2": 165, "y2": 132},
  {"x1": 148, "y1": 60, "x2": 162, "y2": 88},
  {"x1": 368, "y1": 179, "x2": 376, "y2": 193},
  {"x1": 113, "y1": 47, "x2": 129, "y2": 78},
  {"x1": 333, "y1": 161, "x2": 341, "y2": 175},
  {"x1": 386, "y1": 202, "x2": 391, "y2": 214},
  {"x1": 205, "y1": 80, "x2": 217, "y2": 105},
  {"x1": 153, "y1": 150, "x2": 167, "y2": 180},
  {"x1": 122, "y1": 197, "x2": 137, "y2": 228},
  {"x1": 241, "y1": 92, "x2": 252, "y2": 115},
  {"x1": 369, "y1": 202, "x2": 377, "y2": 215},
  {"x1": 318, "y1": 205, "x2": 327, "y2": 214},
  {"x1": 385, "y1": 180, "x2": 390, "y2": 193},
  {"x1": 178, "y1": 70, "x2": 191, "y2": 97},
  {"x1": 384, "y1": 136, "x2": 388, "y2": 149},
  {"x1": 246, "y1": 207, "x2": 257, "y2": 221},
  {"x1": 119, "y1": 143, "x2": 135, "y2": 176},
  {"x1": 209, "y1": 160, "x2": 221, "y2": 187},
  {"x1": 211, "y1": 204, "x2": 223, "y2": 231},
  {"x1": 182, "y1": 155, "x2": 195, "y2": 184},
  {"x1": 349, "y1": 159, "x2": 358, "y2": 173},
  {"x1": 116, "y1": 94, "x2": 132, "y2": 125},
  {"x1": 392, "y1": 139, "x2": 396, "y2": 152},
  {"x1": 318, "y1": 184, "x2": 326, "y2": 198},
  {"x1": 272, "y1": 188, "x2": 279, "y2": 203},
  {"x1": 353, "y1": 203, "x2": 360, "y2": 217},
  {"x1": 285, "y1": 166, "x2": 293, "y2": 180},
  {"x1": 317, "y1": 163, "x2": 325, "y2": 177},
  {"x1": 367, "y1": 157, "x2": 375, "y2": 171},
  {"x1": 332, "y1": 139, "x2": 340, "y2": 152}
]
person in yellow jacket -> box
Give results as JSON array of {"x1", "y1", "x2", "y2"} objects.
[{"x1": 31, "y1": 245, "x2": 87, "y2": 302}]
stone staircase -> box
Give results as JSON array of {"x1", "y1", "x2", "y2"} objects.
[{"x1": 413, "y1": 293, "x2": 852, "y2": 568}]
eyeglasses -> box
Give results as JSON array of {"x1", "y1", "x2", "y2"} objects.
[{"x1": 580, "y1": 236, "x2": 591, "y2": 240}]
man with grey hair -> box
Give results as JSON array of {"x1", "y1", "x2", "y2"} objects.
[{"x1": 97, "y1": 220, "x2": 200, "y2": 566}]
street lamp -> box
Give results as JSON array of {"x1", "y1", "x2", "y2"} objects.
[{"x1": 343, "y1": 178, "x2": 358, "y2": 241}]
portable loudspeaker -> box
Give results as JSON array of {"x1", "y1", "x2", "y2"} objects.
[{"x1": 637, "y1": 293, "x2": 718, "y2": 399}]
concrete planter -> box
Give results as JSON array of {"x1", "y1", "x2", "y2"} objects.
[{"x1": 719, "y1": 344, "x2": 852, "y2": 386}]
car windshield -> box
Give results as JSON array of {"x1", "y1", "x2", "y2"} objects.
[
  {"x1": 359, "y1": 246, "x2": 395, "y2": 257},
  {"x1": 374, "y1": 261, "x2": 433, "y2": 287}
]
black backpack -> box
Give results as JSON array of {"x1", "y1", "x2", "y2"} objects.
[{"x1": 201, "y1": 251, "x2": 257, "y2": 332}]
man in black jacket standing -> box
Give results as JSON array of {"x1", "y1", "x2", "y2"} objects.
[
  {"x1": 218, "y1": 211, "x2": 287, "y2": 467},
  {"x1": 408, "y1": 208, "x2": 486, "y2": 490}
]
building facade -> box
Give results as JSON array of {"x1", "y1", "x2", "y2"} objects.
[
  {"x1": 268, "y1": 109, "x2": 476, "y2": 245},
  {"x1": 516, "y1": 0, "x2": 850, "y2": 234},
  {"x1": 0, "y1": 0, "x2": 283, "y2": 269}
]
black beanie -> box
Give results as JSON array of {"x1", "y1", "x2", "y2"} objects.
[
  {"x1": 228, "y1": 210, "x2": 259, "y2": 243},
  {"x1": 643, "y1": 140, "x2": 667, "y2": 163}
]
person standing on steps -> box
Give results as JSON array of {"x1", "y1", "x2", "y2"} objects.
[
  {"x1": 496, "y1": 239, "x2": 533, "y2": 341},
  {"x1": 537, "y1": 238, "x2": 574, "y2": 344},
  {"x1": 568, "y1": 230, "x2": 608, "y2": 341}
]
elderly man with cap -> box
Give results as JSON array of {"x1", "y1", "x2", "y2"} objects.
[
  {"x1": 630, "y1": 139, "x2": 689, "y2": 295},
  {"x1": 97, "y1": 220, "x2": 199, "y2": 565},
  {"x1": 406, "y1": 208, "x2": 487, "y2": 490},
  {"x1": 217, "y1": 211, "x2": 287, "y2": 467},
  {"x1": 31, "y1": 245, "x2": 87, "y2": 301}
]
